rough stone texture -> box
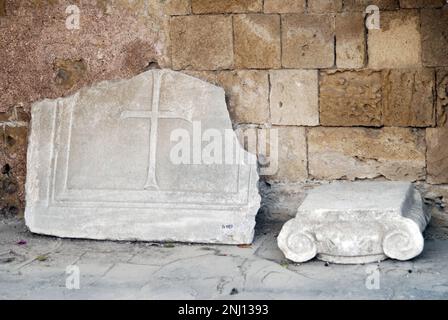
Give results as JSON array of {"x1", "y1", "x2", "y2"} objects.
[
  {"x1": 25, "y1": 70, "x2": 260, "y2": 244},
  {"x1": 308, "y1": 0, "x2": 343, "y2": 13},
  {"x1": 258, "y1": 181, "x2": 312, "y2": 222},
  {"x1": 437, "y1": 68, "x2": 448, "y2": 127},
  {"x1": 320, "y1": 69, "x2": 435, "y2": 128},
  {"x1": 427, "y1": 128, "x2": 448, "y2": 184},
  {"x1": 233, "y1": 14, "x2": 281, "y2": 69},
  {"x1": 0, "y1": 107, "x2": 30, "y2": 124},
  {"x1": 0, "y1": 1, "x2": 168, "y2": 113},
  {"x1": 368, "y1": 10, "x2": 421, "y2": 69},
  {"x1": 421, "y1": 9, "x2": 448, "y2": 67},
  {"x1": 235, "y1": 126, "x2": 258, "y2": 156},
  {"x1": 319, "y1": 70, "x2": 382, "y2": 127},
  {"x1": 0, "y1": 0, "x2": 5, "y2": 16},
  {"x1": 216, "y1": 70, "x2": 270, "y2": 125},
  {"x1": 400, "y1": 0, "x2": 445, "y2": 8},
  {"x1": 259, "y1": 127, "x2": 308, "y2": 183},
  {"x1": 191, "y1": 0, "x2": 262, "y2": 13},
  {"x1": 343, "y1": 0, "x2": 399, "y2": 11},
  {"x1": 0, "y1": 106, "x2": 29, "y2": 218},
  {"x1": 308, "y1": 127, "x2": 426, "y2": 181},
  {"x1": 382, "y1": 69, "x2": 435, "y2": 127},
  {"x1": 420, "y1": 183, "x2": 448, "y2": 209},
  {"x1": 0, "y1": 125, "x2": 27, "y2": 216},
  {"x1": 181, "y1": 70, "x2": 219, "y2": 86},
  {"x1": 263, "y1": 0, "x2": 305, "y2": 13},
  {"x1": 53, "y1": 58, "x2": 88, "y2": 91},
  {"x1": 278, "y1": 182, "x2": 429, "y2": 264},
  {"x1": 336, "y1": 12, "x2": 365, "y2": 68},
  {"x1": 170, "y1": 15, "x2": 233, "y2": 71},
  {"x1": 282, "y1": 14, "x2": 335, "y2": 68},
  {"x1": 158, "y1": 0, "x2": 192, "y2": 15},
  {"x1": 269, "y1": 70, "x2": 319, "y2": 126}
]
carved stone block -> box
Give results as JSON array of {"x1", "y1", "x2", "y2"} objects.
[
  {"x1": 25, "y1": 70, "x2": 260, "y2": 244},
  {"x1": 278, "y1": 182, "x2": 430, "y2": 264}
]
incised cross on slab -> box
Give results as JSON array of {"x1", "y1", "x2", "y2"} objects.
[{"x1": 120, "y1": 71, "x2": 193, "y2": 190}]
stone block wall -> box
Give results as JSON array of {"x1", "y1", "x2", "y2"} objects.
[
  {"x1": 1, "y1": 0, "x2": 448, "y2": 216},
  {"x1": 169, "y1": 1, "x2": 448, "y2": 195}
]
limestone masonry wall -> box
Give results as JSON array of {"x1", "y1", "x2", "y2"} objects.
[{"x1": 0, "y1": 0, "x2": 448, "y2": 216}]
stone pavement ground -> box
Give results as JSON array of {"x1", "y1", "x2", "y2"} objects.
[{"x1": 1, "y1": 213, "x2": 448, "y2": 300}]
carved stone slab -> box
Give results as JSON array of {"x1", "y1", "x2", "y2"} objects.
[
  {"x1": 25, "y1": 70, "x2": 260, "y2": 244},
  {"x1": 278, "y1": 182, "x2": 430, "y2": 264}
]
